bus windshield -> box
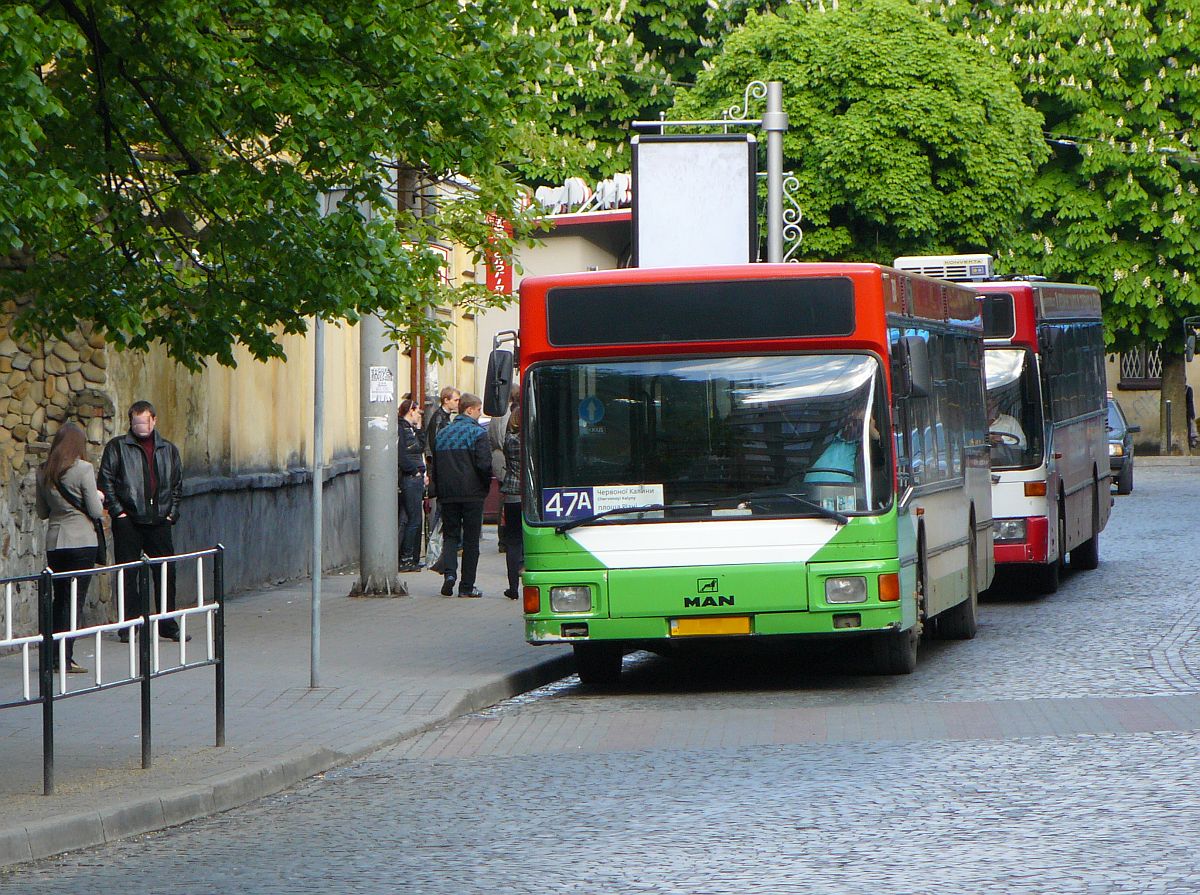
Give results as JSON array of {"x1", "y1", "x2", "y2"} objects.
[
  {"x1": 984, "y1": 347, "x2": 1044, "y2": 468},
  {"x1": 526, "y1": 354, "x2": 893, "y2": 523}
]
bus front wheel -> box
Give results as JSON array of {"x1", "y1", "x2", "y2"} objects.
[
  {"x1": 573, "y1": 643, "x2": 624, "y2": 687},
  {"x1": 871, "y1": 625, "x2": 918, "y2": 675}
]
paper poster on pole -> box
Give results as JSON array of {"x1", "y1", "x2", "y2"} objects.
[{"x1": 368, "y1": 365, "x2": 395, "y2": 403}]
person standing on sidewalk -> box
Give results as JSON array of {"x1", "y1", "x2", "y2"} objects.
[
  {"x1": 397, "y1": 398, "x2": 428, "y2": 571},
  {"x1": 488, "y1": 395, "x2": 512, "y2": 554},
  {"x1": 423, "y1": 386, "x2": 460, "y2": 574},
  {"x1": 496, "y1": 389, "x2": 523, "y2": 600},
  {"x1": 98, "y1": 400, "x2": 188, "y2": 642},
  {"x1": 432, "y1": 392, "x2": 492, "y2": 598},
  {"x1": 35, "y1": 422, "x2": 105, "y2": 673}
]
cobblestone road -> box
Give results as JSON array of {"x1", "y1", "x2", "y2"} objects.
[{"x1": 6, "y1": 467, "x2": 1199, "y2": 894}]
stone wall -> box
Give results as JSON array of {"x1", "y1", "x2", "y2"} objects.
[
  {"x1": 0, "y1": 304, "x2": 118, "y2": 637},
  {"x1": 1, "y1": 305, "x2": 363, "y2": 644}
]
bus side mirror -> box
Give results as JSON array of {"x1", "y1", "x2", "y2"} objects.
[
  {"x1": 1128, "y1": 425, "x2": 1141, "y2": 434},
  {"x1": 904, "y1": 336, "x2": 932, "y2": 398},
  {"x1": 483, "y1": 348, "x2": 515, "y2": 418},
  {"x1": 1187, "y1": 334, "x2": 1195, "y2": 363}
]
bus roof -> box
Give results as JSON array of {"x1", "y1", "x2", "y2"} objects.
[
  {"x1": 970, "y1": 279, "x2": 1102, "y2": 321},
  {"x1": 519, "y1": 262, "x2": 981, "y2": 327}
]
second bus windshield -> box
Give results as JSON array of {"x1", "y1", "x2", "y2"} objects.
[
  {"x1": 984, "y1": 347, "x2": 1044, "y2": 468},
  {"x1": 527, "y1": 354, "x2": 893, "y2": 522}
]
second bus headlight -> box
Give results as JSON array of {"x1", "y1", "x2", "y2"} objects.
[
  {"x1": 825, "y1": 576, "x2": 867, "y2": 604},
  {"x1": 994, "y1": 519, "x2": 1027, "y2": 543},
  {"x1": 550, "y1": 585, "x2": 592, "y2": 613}
]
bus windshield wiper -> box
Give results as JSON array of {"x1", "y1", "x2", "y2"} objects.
[
  {"x1": 554, "y1": 502, "x2": 719, "y2": 534},
  {"x1": 732, "y1": 490, "x2": 850, "y2": 525}
]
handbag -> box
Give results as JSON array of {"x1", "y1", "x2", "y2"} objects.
[{"x1": 54, "y1": 479, "x2": 108, "y2": 565}]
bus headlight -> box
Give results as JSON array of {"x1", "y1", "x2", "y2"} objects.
[
  {"x1": 1109, "y1": 442, "x2": 1124, "y2": 457},
  {"x1": 825, "y1": 576, "x2": 867, "y2": 604},
  {"x1": 994, "y1": 519, "x2": 1027, "y2": 543},
  {"x1": 550, "y1": 585, "x2": 592, "y2": 613}
]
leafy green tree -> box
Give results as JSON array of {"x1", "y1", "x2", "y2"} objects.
[
  {"x1": 0, "y1": 1, "x2": 551, "y2": 369},
  {"x1": 525, "y1": 0, "x2": 730, "y2": 182},
  {"x1": 672, "y1": 0, "x2": 1046, "y2": 261},
  {"x1": 925, "y1": 0, "x2": 1200, "y2": 452}
]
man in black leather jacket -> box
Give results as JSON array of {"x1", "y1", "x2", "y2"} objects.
[{"x1": 98, "y1": 400, "x2": 187, "y2": 641}]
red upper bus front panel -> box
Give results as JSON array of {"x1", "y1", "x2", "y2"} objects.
[
  {"x1": 971, "y1": 281, "x2": 1038, "y2": 351},
  {"x1": 517, "y1": 263, "x2": 976, "y2": 369}
]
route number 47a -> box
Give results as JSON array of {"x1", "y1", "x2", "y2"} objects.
[{"x1": 543, "y1": 488, "x2": 595, "y2": 520}]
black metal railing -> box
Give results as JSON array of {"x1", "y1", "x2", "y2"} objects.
[{"x1": 0, "y1": 546, "x2": 225, "y2": 795}]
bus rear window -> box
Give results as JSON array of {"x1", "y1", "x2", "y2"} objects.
[
  {"x1": 546, "y1": 277, "x2": 855, "y2": 346},
  {"x1": 983, "y1": 293, "x2": 1015, "y2": 339}
]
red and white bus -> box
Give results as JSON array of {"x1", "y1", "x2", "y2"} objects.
[{"x1": 897, "y1": 255, "x2": 1110, "y2": 593}]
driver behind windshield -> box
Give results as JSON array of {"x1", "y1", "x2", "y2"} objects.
[
  {"x1": 987, "y1": 392, "x2": 1027, "y2": 449},
  {"x1": 805, "y1": 406, "x2": 881, "y2": 484}
]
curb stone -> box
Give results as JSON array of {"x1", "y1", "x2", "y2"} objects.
[{"x1": 0, "y1": 651, "x2": 574, "y2": 869}]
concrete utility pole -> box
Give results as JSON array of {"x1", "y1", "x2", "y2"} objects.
[
  {"x1": 352, "y1": 311, "x2": 403, "y2": 596},
  {"x1": 310, "y1": 314, "x2": 324, "y2": 687}
]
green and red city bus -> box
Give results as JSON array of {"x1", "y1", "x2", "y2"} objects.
[
  {"x1": 491, "y1": 263, "x2": 994, "y2": 683},
  {"x1": 896, "y1": 255, "x2": 1110, "y2": 593}
]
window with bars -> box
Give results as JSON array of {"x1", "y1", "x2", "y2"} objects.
[{"x1": 1118, "y1": 344, "x2": 1162, "y2": 389}]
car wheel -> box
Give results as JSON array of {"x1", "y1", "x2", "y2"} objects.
[{"x1": 1116, "y1": 463, "x2": 1133, "y2": 495}]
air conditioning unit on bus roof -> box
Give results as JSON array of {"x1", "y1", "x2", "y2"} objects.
[{"x1": 893, "y1": 253, "x2": 993, "y2": 282}]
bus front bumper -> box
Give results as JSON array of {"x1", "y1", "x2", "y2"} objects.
[
  {"x1": 993, "y1": 515, "x2": 1049, "y2": 565},
  {"x1": 526, "y1": 606, "x2": 905, "y2": 643}
]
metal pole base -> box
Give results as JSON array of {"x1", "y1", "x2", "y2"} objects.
[{"x1": 347, "y1": 575, "x2": 409, "y2": 598}]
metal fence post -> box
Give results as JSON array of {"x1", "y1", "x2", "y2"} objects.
[
  {"x1": 139, "y1": 561, "x2": 153, "y2": 769},
  {"x1": 38, "y1": 570, "x2": 54, "y2": 796},
  {"x1": 214, "y1": 545, "x2": 226, "y2": 748},
  {"x1": 1166, "y1": 399, "x2": 1173, "y2": 454}
]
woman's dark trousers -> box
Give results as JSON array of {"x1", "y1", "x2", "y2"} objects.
[
  {"x1": 501, "y1": 502, "x2": 523, "y2": 596},
  {"x1": 46, "y1": 546, "x2": 97, "y2": 665},
  {"x1": 398, "y1": 474, "x2": 425, "y2": 563}
]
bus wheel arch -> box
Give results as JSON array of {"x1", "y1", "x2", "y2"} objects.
[
  {"x1": 872, "y1": 527, "x2": 924, "y2": 673},
  {"x1": 933, "y1": 510, "x2": 979, "y2": 640},
  {"x1": 1071, "y1": 479, "x2": 1101, "y2": 571}
]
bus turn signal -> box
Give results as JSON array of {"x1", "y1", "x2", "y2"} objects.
[
  {"x1": 523, "y1": 586, "x2": 541, "y2": 614},
  {"x1": 879, "y1": 573, "x2": 900, "y2": 602},
  {"x1": 1024, "y1": 481, "x2": 1047, "y2": 497}
]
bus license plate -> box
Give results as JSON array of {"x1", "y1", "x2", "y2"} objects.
[{"x1": 669, "y1": 616, "x2": 751, "y2": 637}]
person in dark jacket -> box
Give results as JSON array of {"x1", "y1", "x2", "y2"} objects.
[
  {"x1": 423, "y1": 386, "x2": 459, "y2": 573},
  {"x1": 397, "y1": 398, "x2": 428, "y2": 571},
  {"x1": 98, "y1": 400, "x2": 187, "y2": 642},
  {"x1": 496, "y1": 389, "x2": 522, "y2": 600},
  {"x1": 432, "y1": 392, "x2": 491, "y2": 598}
]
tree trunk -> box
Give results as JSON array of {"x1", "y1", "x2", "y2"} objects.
[{"x1": 1159, "y1": 352, "x2": 1192, "y2": 455}]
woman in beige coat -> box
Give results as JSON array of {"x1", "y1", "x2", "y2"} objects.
[{"x1": 35, "y1": 423, "x2": 105, "y2": 673}]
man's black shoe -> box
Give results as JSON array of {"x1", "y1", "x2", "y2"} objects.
[
  {"x1": 458, "y1": 587, "x2": 483, "y2": 598},
  {"x1": 161, "y1": 629, "x2": 192, "y2": 643},
  {"x1": 117, "y1": 630, "x2": 129, "y2": 643},
  {"x1": 440, "y1": 577, "x2": 456, "y2": 597},
  {"x1": 429, "y1": 561, "x2": 445, "y2": 575},
  {"x1": 504, "y1": 588, "x2": 518, "y2": 600}
]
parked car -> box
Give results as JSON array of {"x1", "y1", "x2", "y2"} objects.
[{"x1": 1107, "y1": 395, "x2": 1139, "y2": 495}]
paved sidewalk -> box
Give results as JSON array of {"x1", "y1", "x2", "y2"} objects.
[{"x1": 0, "y1": 533, "x2": 572, "y2": 867}]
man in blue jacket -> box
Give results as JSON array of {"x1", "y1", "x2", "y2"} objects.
[{"x1": 432, "y1": 393, "x2": 493, "y2": 597}]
